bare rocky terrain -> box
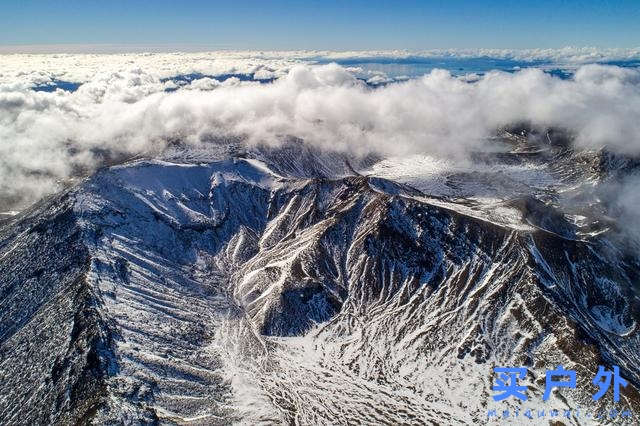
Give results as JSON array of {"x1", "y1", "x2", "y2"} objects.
[{"x1": 1, "y1": 134, "x2": 639, "y2": 424}]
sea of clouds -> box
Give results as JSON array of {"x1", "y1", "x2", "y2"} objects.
[{"x1": 1, "y1": 49, "x2": 640, "y2": 210}]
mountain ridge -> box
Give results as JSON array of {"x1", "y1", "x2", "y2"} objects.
[{"x1": 1, "y1": 141, "x2": 639, "y2": 424}]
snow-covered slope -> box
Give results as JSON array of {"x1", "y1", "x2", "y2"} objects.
[{"x1": 1, "y1": 138, "x2": 639, "y2": 424}]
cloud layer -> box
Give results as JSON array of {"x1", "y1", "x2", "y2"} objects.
[
  {"x1": 1, "y1": 52, "x2": 640, "y2": 209},
  {"x1": 3, "y1": 48, "x2": 640, "y2": 87}
]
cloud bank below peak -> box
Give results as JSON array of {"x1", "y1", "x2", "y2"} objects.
[
  {"x1": 2, "y1": 47, "x2": 640, "y2": 87},
  {"x1": 1, "y1": 56, "x2": 640, "y2": 209}
]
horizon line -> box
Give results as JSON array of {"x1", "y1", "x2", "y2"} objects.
[{"x1": 2, "y1": 43, "x2": 640, "y2": 55}]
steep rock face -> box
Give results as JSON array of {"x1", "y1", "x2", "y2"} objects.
[
  {"x1": 0, "y1": 144, "x2": 639, "y2": 424},
  {"x1": 229, "y1": 171, "x2": 640, "y2": 423},
  {"x1": 0, "y1": 193, "x2": 116, "y2": 425}
]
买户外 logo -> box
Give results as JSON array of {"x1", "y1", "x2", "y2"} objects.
[{"x1": 487, "y1": 365, "x2": 634, "y2": 422}]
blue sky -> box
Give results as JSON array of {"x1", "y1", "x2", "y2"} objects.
[{"x1": 1, "y1": 0, "x2": 639, "y2": 51}]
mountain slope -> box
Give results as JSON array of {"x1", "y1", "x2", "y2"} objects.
[{"x1": 1, "y1": 142, "x2": 639, "y2": 424}]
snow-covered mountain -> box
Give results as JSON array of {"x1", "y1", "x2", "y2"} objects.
[{"x1": 1, "y1": 134, "x2": 639, "y2": 424}]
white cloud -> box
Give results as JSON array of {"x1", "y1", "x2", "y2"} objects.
[
  {"x1": 3, "y1": 48, "x2": 640, "y2": 88},
  {"x1": 253, "y1": 69, "x2": 277, "y2": 80},
  {"x1": 313, "y1": 47, "x2": 640, "y2": 64},
  {"x1": 1, "y1": 55, "x2": 640, "y2": 209},
  {"x1": 0, "y1": 51, "x2": 304, "y2": 88},
  {"x1": 185, "y1": 77, "x2": 221, "y2": 91}
]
